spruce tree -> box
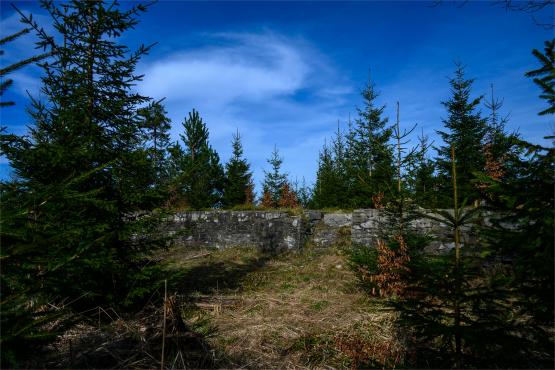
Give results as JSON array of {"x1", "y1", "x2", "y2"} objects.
[
  {"x1": 0, "y1": 1, "x2": 164, "y2": 363},
  {"x1": 331, "y1": 122, "x2": 351, "y2": 206},
  {"x1": 525, "y1": 39, "x2": 554, "y2": 115},
  {"x1": 471, "y1": 54, "x2": 555, "y2": 365},
  {"x1": 1, "y1": 0, "x2": 163, "y2": 295},
  {"x1": 343, "y1": 115, "x2": 358, "y2": 206},
  {"x1": 312, "y1": 142, "x2": 337, "y2": 208},
  {"x1": 399, "y1": 144, "x2": 552, "y2": 368},
  {"x1": 351, "y1": 76, "x2": 394, "y2": 208},
  {"x1": 480, "y1": 84, "x2": 520, "y2": 187},
  {"x1": 223, "y1": 130, "x2": 254, "y2": 207},
  {"x1": 261, "y1": 145, "x2": 287, "y2": 206},
  {"x1": 165, "y1": 141, "x2": 187, "y2": 208},
  {"x1": 436, "y1": 63, "x2": 488, "y2": 205},
  {"x1": 293, "y1": 177, "x2": 312, "y2": 208},
  {"x1": 409, "y1": 130, "x2": 437, "y2": 207},
  {"x1": 181, "y1": 109, "x2": 208, "y2": 162},
  {"x1": 479, "y1": 139, "x2": 554, "y2": 340},
  {"x1": 312, "y1": 121, "x2": 352, "y2": 209},
  {"x1": 177, "y1": 109, "x2": 224, "y2": 209},
  {"x1": 137, "y1": 99, "x2": 172, "y2": 186}
]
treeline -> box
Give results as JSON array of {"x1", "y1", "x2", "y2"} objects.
[
  {"x1": 45, "y1": 61, "x2": 534, "y2": 213},
  {"x1": 22, "y1": 60, "x2": 524, "y2": 213},
  {"x1": 343, "y1": 41, "x2": 554, "y2": 368},
  {"x1": 0, "y1": 32, "x2": 537, "y2": 214},
  {"x1": 0, "y1": 2, "x2": 301, "y2": 366}
]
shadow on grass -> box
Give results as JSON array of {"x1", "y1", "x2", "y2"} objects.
[
  {"x1": 158, "y1": 249, "x2": 280, "y2": 368},
  {"x1": 28, "y1": 249, "x2": 279, "y2": 369},
  {"x1": 166, "y1": 250, "x2": 276, "y2": 296}
]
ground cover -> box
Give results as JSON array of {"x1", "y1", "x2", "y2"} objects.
[
  {"x1": 31, "y1": 244, "x2": 402, "y2": 369},
  {"x1": 161, "y1": 245, "x2": 402, "y2": 369}
]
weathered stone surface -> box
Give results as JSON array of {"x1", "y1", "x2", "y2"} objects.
[
  {"x1": 350, "y1": 209, "x2": 384, "y2": 247},
  {"x1": 306, "y1": 210, "x2": 323, "y2": 222},
  {"x1": 166, "y1": 211, "x2": 306, "y2": 252},
  {"x1": 312, "y1": 224, "x2": 351, "y2": 247},
  {"x1": 322, "y1": 213, "x2": 352, "y2": 227},
  {"x1": 165, "y1": 209, "x2": 485, "y2": 253},
  {"x1": 309, "y1": 212, "x2": 350, "y2": 247}
]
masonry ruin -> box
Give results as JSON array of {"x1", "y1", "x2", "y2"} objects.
[{"x1": 166, "y1": 209, "x2": 481, "y2": 253}]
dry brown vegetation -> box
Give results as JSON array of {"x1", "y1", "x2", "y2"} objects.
[
  {"x1": 160, "y1": 245, "x2": 403, "y2": 369},
  {"x1": 29, "y1": 244, "x2": 403, "y2": 369}
]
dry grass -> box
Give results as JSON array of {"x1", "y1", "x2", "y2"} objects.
[
  {"x1": 162, "y1": 245, "x2": 404, "y2": 369},
  {"x1": 33, "y1": 245, "x2": 402, "y2": 369}
]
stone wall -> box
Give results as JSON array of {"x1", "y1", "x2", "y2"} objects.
[
  {"x1": 316, "y1": 209, "x2": 479, "y2": 253},
  {"x1": 167, "y1": 209, "x2": 481, "y2": 253},
  {"x1": 311, "y1": 212, "x2": 351, "y2": 247},
  {"x1": 166, "y1": 211, "x2": 307, "y2": 252}
]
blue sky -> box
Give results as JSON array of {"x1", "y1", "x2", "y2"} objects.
[{"x1": 1, "y1": 1, "x2": 553, "y2": 192}]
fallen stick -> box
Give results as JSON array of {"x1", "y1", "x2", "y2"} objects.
[
  {"x1": 184, "y1": 252, "x2": 212, "y2": 260},
  {"x1": 161, "y1": 280, "x2": 167, "y2": 370}
]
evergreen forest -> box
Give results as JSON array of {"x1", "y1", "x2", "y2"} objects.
[{"x1": 1, "y1": 1, "x2": 553, "y2": 369}]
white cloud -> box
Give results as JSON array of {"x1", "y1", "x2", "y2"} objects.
[
  {"x1": 1, "y1": 9, "x2": 53, "y2": 64},
  {"x1": 139, "y1": 33, "x2": 310, "y2": 108},
  {"x1": 137, "y1": 32, "x2": 354, "y2": 191},
  {"x1": 9, "y1": 71, "x2": 43, "y2": 97},
  {"x1": 1, "y1": 8, "x2": 53, "y2": 101}
]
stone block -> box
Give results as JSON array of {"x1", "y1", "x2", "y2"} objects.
[{"x1": 323, "y1": 213, "x2": 352, "y2": 227}]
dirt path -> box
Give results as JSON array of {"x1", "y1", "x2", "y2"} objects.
[{"x1": 163, "y1": 246, "x2": 403, "y2": 369}]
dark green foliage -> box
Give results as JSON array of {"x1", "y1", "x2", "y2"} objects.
[
  {"x1": 0, "y1": 171, "x2": 101, "y2": 368},
  {"x1": 350, "y1": 77, "x2": 395, "y2": 207},
  {"x1": 525, "y1": 39, "x2": 555, "y2": 115},
  {"x1": 478, "y1": 140, "x2": 554, "y2": 326},
  {"x1": 408, "y1": 131, "x2": 439, "y2": 207},
  {"x1": 347, "y1": 244, "x2": 378, "y2": 291},
  {"x1": 396, "y1": 146, "x2": 553, "y2": 368},
  {"x1": 436, "y1": 63, "x2": 488, "y2": 205},
  {"x1": 166, "y1": 142, "x2": 186, "y2": 186},
  {"x1": 313, "y1": 124, "x2": 351, "y2": 208},
  {"x1": 181, "y1": 109, "x2": 209, "y2": 161},
  {"x1": 329, "y1": 124, "x2": 351, "y2": 206},
  {"x1": 313, "y1": 76, "x2": 395, "y2": 210},
  {"x1": 343, "y1": 118, "x2": 358, "y2": 202},
  {"x1": 261, "y1": 145, "x2": 287, "y2": 205},
  {"x1": 138, "y1": 99, "x2": 172, "y2": 185},
  {"x1": 1, "y1": 0, "x2": 163, "y2": 299},
  {"x1": 347, "y1": 103, "x2": 430, "y2": 298},
  {"x1": 223, "y1": 130, "x2": 254, "y2": 207},
  {"x1": 293, "y1": 177, "x2": 312, "y2": 208},
  {"x1": 397, "y1": 52, "x2": 555, "y2": 369},
  {"x1": 174, "y1": 109, "x2": 225, "y2": 209},
  {"x1": 397, "y1": 252, "x2": 548, "y2": 368},
  {"x1": 312, "y1": 142, "x2": 343, "y2": 208},
  {"x1": 483, "y1": 85, "x2": 512, "y2": 153},
  {"x1": 481, "y1": 85, "x2": 522, "y2": 185},
  {"x1": 0, "y1": 1, "x2": 166, "y2": 365},
  {"x1": 0, "y1": 295, "x2": 69, "y2": 368}
]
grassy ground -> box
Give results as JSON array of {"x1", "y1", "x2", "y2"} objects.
[
  {"x1": 32, "y1": 245, "x2": 402, "y2": 369},
  {"x1": 160, "y1": 244, "x2": 403, "y2": 369}
]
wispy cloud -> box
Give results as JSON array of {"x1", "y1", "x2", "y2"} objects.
[
  {"x1": 1, "y1": 8, "x2": 52, "y2": 101},
  {"x1": 140, "y1": 33, "x2": 310, "y2": 107},
  {"x1": 138, "y1": 31, "x2": 354, "y2": 191},
  {"x1": 1, "y1": 9, "x2": 55, "y2": 63}
]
